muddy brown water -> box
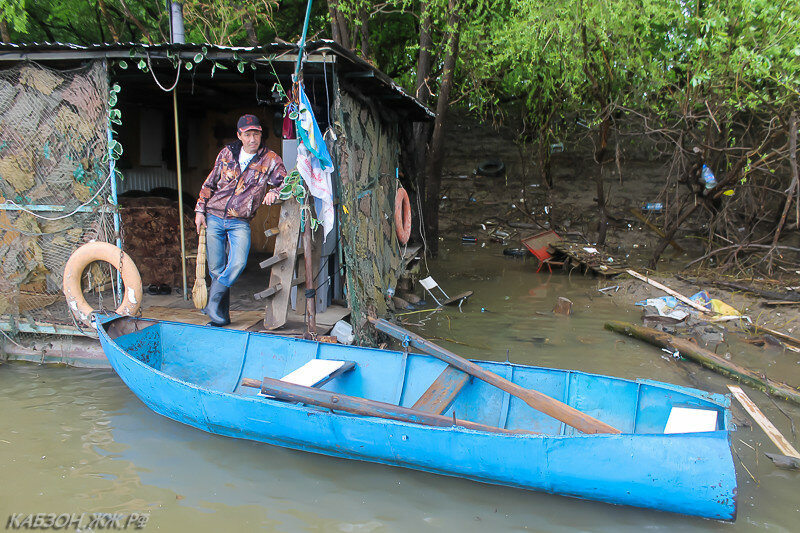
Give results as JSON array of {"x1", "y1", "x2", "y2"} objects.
[{"x1": 2, "y1": 241, "x2": 799, "y2": 531}]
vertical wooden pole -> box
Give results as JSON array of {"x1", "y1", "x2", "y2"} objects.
[
  {"x1": 173, "y1": 90, "x2": 188, "y2": 300},
  {"x1": 303, "y1": 209, "x2": 316, "y2": 338}
]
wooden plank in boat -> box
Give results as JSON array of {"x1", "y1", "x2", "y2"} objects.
[
  {"x1": 241, "y1": 376, "x2": 534, "y2": 435},
  {"x1": 412, "y1": 365, "x2": 470, "y2": 414},
  {"x1": 141, "y1": 306, "x2": 263, "y2": 331}
]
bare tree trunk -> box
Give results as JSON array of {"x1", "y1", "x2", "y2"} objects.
[
  {"x1": 357, "y1": 8, "x2": 372, "y2": 60},
  {"x1": 244, "y1": 19, "x2": 259, "y2": 45},
  {"x1": 772, "y1": 112, "x2": 798, "y2": 247},
  {"x1": 0, "y1": 19, "x2": 9, "y2": 43},
  {"x1": 98, "y1": 0, "x2": 120, "y2": 42},
  {"x1": 594, "y1": 112, "x2": 611, "y2": 245},
  {"x1": 403, "y1": 1, "x2": 433, "y2": 250},
  {"x1": 118, "y1": 0, "x2": 154, "y2": 44},
  {"x1": 416, "y1": 5, "x2": 433, "y2": 105},
  {"x1": 326, "y1": 0, "x2": 351, "y2": 49},
  {"x1": 423, "y1": 0, "x2": 461, "y2": 257}
]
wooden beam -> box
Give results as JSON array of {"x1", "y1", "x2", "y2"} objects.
[
  {"x1": 728, "y1": 385, "x2": 800, "y2": 458},
  {"x1": 254, "y1": 283, "x2": 282, "y2": 300},
  {"x1": 242, "y1": 376, "x2": 535, "y2": 435},
  {"x1": 259, "y1": 251, "x2": 287, "y2": 270}
]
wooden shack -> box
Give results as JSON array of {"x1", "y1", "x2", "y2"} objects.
[{"x1": 0, "y1": 41, "x2": 432, "y2": 361}]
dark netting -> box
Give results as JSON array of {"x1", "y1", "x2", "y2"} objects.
[{"x1": 0, "y1": 60, "x2": 115, "y2": 335}]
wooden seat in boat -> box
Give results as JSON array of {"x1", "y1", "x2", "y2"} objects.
[{"x1": 412, "y1": 365, "x2": 470, "y2": 415}]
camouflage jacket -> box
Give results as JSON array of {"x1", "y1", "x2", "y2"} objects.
[{"x1": 195, "y1": 140, "x2": 286, "y2": 221}]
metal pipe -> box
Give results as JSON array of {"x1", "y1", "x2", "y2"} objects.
[
  {"x1": 294, "y1": 0, "x2": 314, "y2": 80},
  {"x1": 0, "y1": 204, "x2": 95, "y2": 212},
  {"x1": 107, "y1": 123, "x2": 123, "y2": 306},
  {"x1": 173, "y1": 90, "x2": 188, "y2": 300},
  {"x1": 170, "y1": 2, "x2": 185, "y2": 44}
]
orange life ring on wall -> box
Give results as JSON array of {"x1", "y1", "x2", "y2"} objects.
[
  {"x1": 63, "y1": 241, "x2": 143, "y2": 325},
  {"x1": 394, "y1": 187, "x2": 412, "y2": 245}
]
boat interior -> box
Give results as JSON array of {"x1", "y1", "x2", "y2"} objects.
[{"x1": 104, "y1": 316, "x2": 730, "y2": 436}]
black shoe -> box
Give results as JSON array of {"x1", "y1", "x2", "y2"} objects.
[
  {"x1": 203, "y1": 279, "x2": 231, "y2": 326},
  {"x1": 147, "y1": 284, "x2": 159, "y2": 295}
]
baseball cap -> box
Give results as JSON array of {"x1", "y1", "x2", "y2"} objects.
[{"x1": 237, "y1": 114, "x2": 262, "y2": 133}]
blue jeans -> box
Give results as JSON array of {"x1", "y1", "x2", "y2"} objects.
[{"x1": 205, "y1": 213, "x2": 250, "y2": 287}]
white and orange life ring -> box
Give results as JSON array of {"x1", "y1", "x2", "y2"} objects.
[
  {"x1": 394, "y1": 187, "x2": 411, "y2": 245},
  {"x1": 63, "y1": 241, "x2": 143, "y2": 325}
]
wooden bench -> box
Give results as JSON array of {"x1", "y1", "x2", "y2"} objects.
[{"x1": 412, "y1": 365, "x2": 470, "y2": 414}]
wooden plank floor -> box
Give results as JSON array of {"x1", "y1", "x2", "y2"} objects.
[
  {"x1": 142, "y1": 304, "x2": 351, "y2": 336},
  {"x1": 141, "y1": 306, "x2": 264, "y2": 331}
]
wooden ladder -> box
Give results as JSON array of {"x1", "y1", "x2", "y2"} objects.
[{"x1": 254, "y1": 199, "x2": 307, "y2": 330}]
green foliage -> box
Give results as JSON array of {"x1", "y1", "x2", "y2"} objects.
[
  {"x1": 279, "y1": 169, "x2": 320, "y2": 231},
  {"x1": 182, "y1": 0, "x2": 278, "y2": 45},
  {"x1": 0, "y1": 0, "x2": 28, "y2": 32}
]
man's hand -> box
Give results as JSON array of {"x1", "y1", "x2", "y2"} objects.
[
  {"x1": 262, "y1": 189, "x2": 279, "y2": 206},
  {"x1": 195, "y1": 212, "x2": 206, "y2": 234}
]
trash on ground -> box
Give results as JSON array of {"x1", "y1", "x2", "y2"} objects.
[
  {"x1": 598, "y1": 285, "x2": 620, "y2": 294},
  {"x1": 331, "y1": 320, "x2": 355, "y2": 345},
  {"x1": 635, "y1": 290, "x2": 749, "y2": 323},
  {"x1": 502, "y1": 247, "x2": 532, "y2": 258},
  {"x1": 521, "y1": 230, "x2": 562, "y2": 272}
]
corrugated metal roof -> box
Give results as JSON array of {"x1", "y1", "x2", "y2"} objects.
[{"x1": 0, "y1": 40, "x2": 434, "y2": 120}]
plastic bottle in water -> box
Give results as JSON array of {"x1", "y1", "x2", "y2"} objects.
[{"x1": 701, "y1": 165, "x2": 716, "y2": 189}]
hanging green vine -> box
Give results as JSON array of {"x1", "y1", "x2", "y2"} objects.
[
  {"x1": 104, "y1": 80, "x2": 124, "y2": 202},
  {"x1": 278, "y1": 169, "x2": 320, "y2": 232}
]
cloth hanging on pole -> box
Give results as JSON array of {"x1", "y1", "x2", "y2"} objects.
[{"x1": 294, "y1": 83, "x2": 334, "y2": 241}]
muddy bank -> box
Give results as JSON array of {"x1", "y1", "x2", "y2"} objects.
[{"x1": 435, "y1": 109, "x2": 800, "y2": 334}]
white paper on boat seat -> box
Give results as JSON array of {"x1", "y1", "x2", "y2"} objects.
[
  {"x1": 281, "y1": 359, "x2": 347, "y2": 388},
  {"x1": 664, "y1": 406, "x2": 718, "y2": 434}
]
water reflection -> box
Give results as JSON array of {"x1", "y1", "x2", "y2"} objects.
[{"x1": 1, "y1": 241, "x2": 799, "y2": 531}]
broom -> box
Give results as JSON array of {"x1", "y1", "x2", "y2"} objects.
[{"x1": 192, "y1": 226, "x2": 208, "y2": 309}]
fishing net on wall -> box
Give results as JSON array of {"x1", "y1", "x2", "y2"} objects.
[{"x1": 0, "y1": 60, "x2": 115, "y2": 335}]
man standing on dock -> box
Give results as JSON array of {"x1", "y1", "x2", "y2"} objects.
[{"x1": 194, "y1": 114, "x2": 286, "y2": 326}]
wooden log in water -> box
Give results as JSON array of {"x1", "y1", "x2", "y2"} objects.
[{"x1": 605, "y1": 321, "x2": 800, "y2": 406}]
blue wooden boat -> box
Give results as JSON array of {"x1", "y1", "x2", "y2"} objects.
[{"x1": 96, "y1": 314, "x2": 737, "y2": 520}]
